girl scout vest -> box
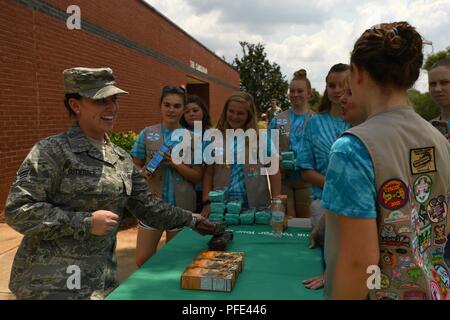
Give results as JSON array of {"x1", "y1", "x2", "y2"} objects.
[
  {"x1": 274, "y1": 109, "x2": 312, "y2": 188},
  {"x1": 346, "y1": 107, "x2": 450, "y2": 300},
  {"x1": 212, "y1": 138, "x2": 271, "y2": 209},
  {"x1": 275, "y1": 109, "x2": 313, "y2": 152},
  {"x1": 144, "y1": 124, "x2": 196, "y2": 212}
]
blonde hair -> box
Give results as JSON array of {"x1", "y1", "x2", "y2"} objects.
[{"x1": 216, "y1": 91, "x2": 258, "y2": 133}]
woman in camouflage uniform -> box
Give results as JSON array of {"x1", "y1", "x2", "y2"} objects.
[{"x1": 5, "y1": 67, "x2": 215, "y2": 300}]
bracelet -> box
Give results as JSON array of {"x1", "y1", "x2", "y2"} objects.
[{"x1": 202, "y1": 199, "x2": 211, "y2": 206}]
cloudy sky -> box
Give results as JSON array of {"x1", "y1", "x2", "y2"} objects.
[{"x1": 144, "y1": 0, "x2": 450, "y2": 93}]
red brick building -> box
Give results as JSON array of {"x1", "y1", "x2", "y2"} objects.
[{"x1": 0, "y1": 0, "x2": 240, "y2": 218}]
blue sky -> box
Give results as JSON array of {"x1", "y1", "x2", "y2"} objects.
[{"x1": 144, "y1": 0, "x2": 450, "y2": 93}]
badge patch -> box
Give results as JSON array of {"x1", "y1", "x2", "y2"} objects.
[
  {"x1": 378, "y1": 179, "x2": 408, "y2": 210},
  {"x1": 419, "y1": 224, "x2": 432, "y2": 254},
  {"x1": 399, "y1": 283, "x2": 420, "y2": 290},
  {"x1": 434, "y1": 225, "x2": 447, "y2": 245},
  {"x1": 380, "y1": 233, "x2": 410, "y2": 248},
  {"x1": 381, "y1": 250, "x2": 397, "y2": 267},
  {"x1": 403, "y1": 291, "x2": 427, "y2": 300},
  {"x1": 410, "y1": 147, "x2": 436, "y2": 175},
  {"x1": 384, "y1": 211, "x2": 409, "y2": 224},
  {"x1": 430, "y1": 273, "x2": 448, "y2": 300},
  {"x1": 397, "y1": 225, "x2": 412, "y2": 234},
  {"x1": 380, "y1": 273, "x2": 390, "y2": 289},
  {"x1": 391, "y1": 268, "x2": 402, "y2": 281},
  {"x1": 431, "y1": 247, "x2": 445, "y2": 265},
  {"x1": 396, "y1": 248, "x2": 408, "y2": 255},
  {"x1": 146, "y1": 132, "x2": 160, "y2": 141},
  {"x1": 407, "y1": 267, "x2": 423, "y2": 282},
  {"x1": 376, "y1": 292, "x2": 399, "y2": 300},
  {"x1": 398, "y1": 256, "x2": 415, "y2": 269},
  {"x1": 427, "y1": 195, "x2": 447, "y2": 223},
  {"x1": 418, "y1": 204, "x2": 431, "y2": 228},
  {"x1": 276, "y1": 118, "x2": 288, "y2": 126},
  {"x1": 413, "y1": 175, "x2": 432, "y2": 204},
  {"x1": 434, "y1": 265, "x2": 450, "y2": 289}
]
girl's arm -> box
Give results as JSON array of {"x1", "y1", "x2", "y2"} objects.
[
  {"x1": 325, "y1": 212, "x2": 379, "y2": 300},
  {"x1": 268, "y1": 169, "x2": 282, "y2": 198},
  {"x1": 301, "y1": 169, "x2": 325, "y2": 188}
]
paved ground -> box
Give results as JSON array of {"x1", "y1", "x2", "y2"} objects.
[{"x1": 0, "y1": 223, "x2": 165, "y2": 300}]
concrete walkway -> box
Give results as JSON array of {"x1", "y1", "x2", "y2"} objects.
[{"x1": 0, "y1": 223, "x2": 165, "y2": 300}]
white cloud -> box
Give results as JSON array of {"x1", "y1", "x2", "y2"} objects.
[{"x1": 144, "y1": 0, "x2": 450, "y2": 93}]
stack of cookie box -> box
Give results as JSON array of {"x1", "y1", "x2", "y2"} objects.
[{"x1": 181, "y1": 251, "x2": 245, "y2": 292}]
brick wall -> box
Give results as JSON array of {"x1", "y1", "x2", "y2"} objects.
[{"x1": 0, "y1": 0, "x2": 240, "y2": 219}]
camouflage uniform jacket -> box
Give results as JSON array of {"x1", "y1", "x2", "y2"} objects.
[{"x1": 5, "y1": 122, "x2": 193, "y2": 299}]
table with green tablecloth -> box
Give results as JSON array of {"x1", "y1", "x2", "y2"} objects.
[{"x1": 107, "y1": 224, "x2": 324, "y2": 300}]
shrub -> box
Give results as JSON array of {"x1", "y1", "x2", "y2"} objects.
[{"x1": 109, "y1": 131, "x2": 138, "y2": 153}]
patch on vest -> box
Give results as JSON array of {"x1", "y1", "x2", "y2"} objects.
[
  {"x1": 403, "y1": 290, "x2": 427, "y2": 300},
  {"x1": 434, "y1": 224, "x2": 447, "y2": 245},
  {"x1": 146, "y1": 132, "x2": 160, "y2": 141},
  {"x1": 380, "y1": 224, "x2": 410, "y2": 247},
  {"x1": 378, "y1": 179, "x2": 408, "y2": 210},
  {"x1": 427, "y1": 195, "x2": 447, "y2": 223},
  {"x1": 375, "y1": 291, "x2": 399, "y2": 300},
  {"x1": 410, "y1": 147, "x2": 436, "y2": 175},
  {"x1": 430, "y1": 270, "x2": 448, "y2": 300},
  {"x1": 384, "y1": 211, "x2": 408, "y2": 223},
  {"x1": 413, "y1": 175, "x2": 432, "y2": 204},
  {"x1": 276, "y1": 118, "x2": 288, "y2": 126}
]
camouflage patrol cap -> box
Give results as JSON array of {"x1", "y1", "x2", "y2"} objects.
[{"x1": 63, "y1": 67, "x2": 128, "y2": 99}]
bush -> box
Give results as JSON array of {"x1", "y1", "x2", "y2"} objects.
[{"x1": 109, "y1": 131, "x2": 138, "y2": 153}]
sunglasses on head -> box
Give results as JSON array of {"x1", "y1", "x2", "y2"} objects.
[{"x1": 162, "y1": 85, "x2": 186, "y2": 94}]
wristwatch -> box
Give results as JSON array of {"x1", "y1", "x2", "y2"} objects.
[{"x1": 202, "y1": 199, "x2": 211, "y2": 206}]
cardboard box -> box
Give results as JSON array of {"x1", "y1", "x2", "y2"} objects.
[
  {"x1": 197, "y1": 251, "x2": 245, "y2": 272},
  {"x1": 190, "y1": 258, "x2": 240, "y2": 277},
  {"x1": 181, "y1": 267, "x2": 236, "y2": 292}
]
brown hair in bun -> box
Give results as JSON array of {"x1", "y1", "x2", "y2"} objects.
[{"x1": 351, "y1": 21, "x2": 423, "y2": 89}]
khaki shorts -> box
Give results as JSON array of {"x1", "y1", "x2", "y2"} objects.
[
  {"x1": 310, "y1": 198, "x2": 326, "y2": 229},
  {"x1": 282, "y1": 180, "x2": 312, "y2": 209}
]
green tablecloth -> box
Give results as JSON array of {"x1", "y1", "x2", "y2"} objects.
[{"x1": 107, "y1": 225, "x2": 324, "y2": 300}]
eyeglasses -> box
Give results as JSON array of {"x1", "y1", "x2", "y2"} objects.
[{"x1": 162, "y1": 85, "x2": 186, "y2": 94}]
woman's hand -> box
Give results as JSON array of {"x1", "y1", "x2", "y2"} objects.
[
  {"x1": 200, "y1": 204, "x2": 211, "y2": 218},
  {"x1": 90, "y1": 210, "x2": 119, "y2": 236},
  {"x1": 302, "y1": 274, "x2": 325, "y2": 290},
  {"x1": 163, "y1": 152, "x2": 174, "y2": 167}
]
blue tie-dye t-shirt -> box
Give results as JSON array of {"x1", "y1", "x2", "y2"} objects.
[
  {"x1": 227, "y1": 138, "x2": 248, "y2": 208},
  {"x1": 298, "y1": 113, "x2": 349, "y2": 199},
  {"x1": 269, "y1": 109, "x2": 309, "y2": 183},
  {"x1": 321, "y1": 134, "x2": 377, "y2": 218}
]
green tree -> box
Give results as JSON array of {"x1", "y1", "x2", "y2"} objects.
[
  {"x1": 408, "y1": 89, "x2": 440, "y2": 121},
  {"x1": 423, "y1": 46, "x2": 450, "y2": 71},
  {"x1": 233, "y1": 42, "x2": 290, "y2": 112},
  {"x1": 309, "y1": 88, "x2": 322, "y2": 112}
]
